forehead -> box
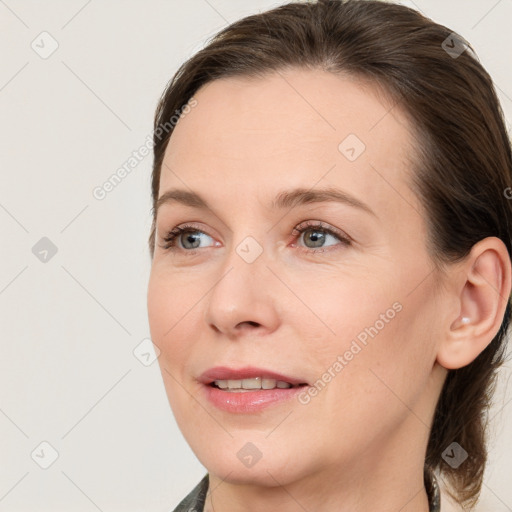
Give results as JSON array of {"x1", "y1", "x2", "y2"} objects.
[{"x1": 161, "y1": 68, "x2": 419, "y2": 218}]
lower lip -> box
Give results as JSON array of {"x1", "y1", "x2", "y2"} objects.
[{"x1": 203, "y1": 384, "x2": 307, "y2": 413}]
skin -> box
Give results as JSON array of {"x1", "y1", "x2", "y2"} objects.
[{"x1": 147, "y1": 68, "x2": 511, "y2": 512}]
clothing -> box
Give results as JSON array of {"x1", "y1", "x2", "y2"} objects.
[{"x1": 171, "y1": 466, "x2": 441, "y2": 512}]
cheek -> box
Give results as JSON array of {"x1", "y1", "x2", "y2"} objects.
[
  {"x1": 299, "y1": 275, "x2": 432, "y2": 413},
  {"x1": 285, "y1": 275, "x2": 412, "y2": 421},
  {"x1": 290, "y1": 271, "x2": 397, "y2": 350},
  {"x1": 328, "y1": 291, "x2": 437, "y2": 425},
  {"x1": 147, "y1": 265, "x2": 200, "y2": 336},
  {"x1": 147, "y1": 268, "x2": 201, "y2": 373}
]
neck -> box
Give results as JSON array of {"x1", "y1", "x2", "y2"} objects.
[{"x1": 204, "y1": 470, "x2": 430, "y2": 512}]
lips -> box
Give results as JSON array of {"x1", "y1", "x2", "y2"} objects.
[
  {"x1": 199, "y1": 365, "x2": 310, "y2": 413},
  {"x1": 198, "y1": 365, "x2": 308, "y2": 387},
  {"x1": 204, "y1": 384, "x2": 306, "y2": 413}
]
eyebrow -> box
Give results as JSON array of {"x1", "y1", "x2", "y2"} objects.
[{"x1": 155, "y1": 186, "x2": 376, "y2": 217}]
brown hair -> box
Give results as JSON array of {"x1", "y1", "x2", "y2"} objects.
[{"x1": 148, "y1": 0, "x2": 512, "y2": 507}]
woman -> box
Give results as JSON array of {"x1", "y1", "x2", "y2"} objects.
[{"x1": 146, "y1": 0, "x2": 512, "y2": 510}]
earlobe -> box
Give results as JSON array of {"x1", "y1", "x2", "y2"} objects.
[{"x1": 437, "y1": 237, "x2": 511, "y2": 370}]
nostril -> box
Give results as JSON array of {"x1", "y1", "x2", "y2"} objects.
[{"x1": 236, "y1": 321, "x2": 260, "y2": 328}]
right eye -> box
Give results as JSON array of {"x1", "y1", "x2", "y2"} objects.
[{"x1": 160, "y1": 223, "x2": 217, "y2": 252}]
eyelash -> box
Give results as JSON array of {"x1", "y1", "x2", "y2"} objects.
[{"x1": 159, "y1": 220, "x2": 352, "y2": 255}]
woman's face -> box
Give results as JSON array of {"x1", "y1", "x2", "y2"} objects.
[{"x1": 147, "y1": 68, "x2": 449, "y2": 487}]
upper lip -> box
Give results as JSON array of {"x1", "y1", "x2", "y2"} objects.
[{"x1": 199, "y1": 366, "x2": 308, "y2": 386}]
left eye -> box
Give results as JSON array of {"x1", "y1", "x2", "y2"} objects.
[
  {"x1": 291, "y1": 221, "x2": 352, "y2": 253},
  {"x1": 159, "y1": 221, "x2": 351, "y2": 253}
]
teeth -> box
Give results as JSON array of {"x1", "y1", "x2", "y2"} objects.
[
  {"x1": 213, "y1": 377, "x2": 294, "y2": 390},
  {"x1": 262, "y1": 378, "x2": 276, "y2": 389}
]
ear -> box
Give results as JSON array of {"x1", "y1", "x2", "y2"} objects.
[{"x1": 437, "y1": 237, "x2": 512, "y2": 370}]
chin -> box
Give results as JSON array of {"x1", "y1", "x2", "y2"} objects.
[
  {"x1": 188, "y1": 436, "x2": 308, "y2": 487},
  {"x1": 205, "y1": 460, "x2": 296, "y2": 487}
]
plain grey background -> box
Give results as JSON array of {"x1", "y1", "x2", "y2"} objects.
[{"x1": 1, "y1": 0, "x2": 511, "y2": 510}]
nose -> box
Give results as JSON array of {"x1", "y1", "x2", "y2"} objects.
[{"x1": 203, "y1": 239, "x2": 281, "y2": 339}]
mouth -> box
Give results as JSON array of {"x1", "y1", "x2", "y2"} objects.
[{"x1": 199, "y1": 366, "x2": 310, "y2": 412}]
